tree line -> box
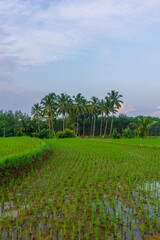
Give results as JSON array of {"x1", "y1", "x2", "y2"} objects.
[
  {"x1": 31, "y1": 90, "x2": 123, "y2": 137},
  {"x1": 0, "y1": 90, "x2": 160, "y2": 138}
]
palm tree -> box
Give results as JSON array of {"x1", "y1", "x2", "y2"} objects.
[
  {"x1": 57, "y1": 93, "x2": 72, "y2": 131},
  {"x1": 73, "y1": 93, "x2": 85, "y2": 136},
  {"x1": 81, "y1": 98, "x2": 88, "y2": 137},
  {"x1": 89, "y1": 96, "x2": 99, "y2": 137},
  {"x1": 130, "y1": 117, "x2": 157, "y2": 138},
  {"x1": 99, "y1": 99, "x2": 105, "y2": 136},
  {"x1": 103, "y1": 96, "x2": 113, "y2": 137},
  {"x1": 31, "y1": 103, "x2": 42, "y2": 131},
  {"x1": 108, "y1": 90, "x2": 123, "y2": 137},
  {"x1": 41, "y1": 93, "x2": 57, "y2": 137}
]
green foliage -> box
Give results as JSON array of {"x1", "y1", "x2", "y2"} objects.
[
  {"x1": 112, "y1": 128, "x2": 121, "y2": 139},
  {"x1": 56, "y1": 129, "x2": 75, "y2": 138},
  {"x1": 131, "y1": 117, "x2": 157, "y2": 138},
  {"x1": 122, "y1": 127, "x2": 134, "y2": 138},
  {"x1": 1, "y1": 138, "x2": 160, "y2": 238},
  {"x1": 32, "y1": 129, "x2": 50, "y2": 139}
]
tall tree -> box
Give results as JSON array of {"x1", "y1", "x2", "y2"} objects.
[
  {"x1": 108, "y1": 90, "x2": 123, "y2": 137},
  {"x1": 57, "y1": 93, "x2": 72, "y2": 131},
  {"x1": 103, "y1": 96, "x2": 113, "y2": 137},
  {"x1": 99, "y1": 99, "x2": 105, "y2": 136},
  {"x1": 89, "y1": 96, "x2": 99, "y2": 137},
  {"x1": 81, "y1": 98, "x2": 88, "y2": 137},
  {"x1": 31, "y1": 103, "x2": 42, "y2": 131},
  {"x1": 131, "y1": 117, "x2": 157, "y2": 138},
  {"x1": 41, "y1": 93, "x2": 57, "y2": 137},
  {"x1": 73, "y1": 93, "x2": 85, "y2": 136}
]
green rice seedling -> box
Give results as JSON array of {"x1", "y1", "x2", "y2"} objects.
[
  {"x1": 113, "y1": 222, "x2": 117, "y2": 237},
  {"x1": 157, "y1": 220, "x2": 160, "y2": 232},
  {"x1": 140, "y1": 223, "x2": 145, "y2": 238},
  {"x1": 25, "y1": 229, "x2": 28, "y2": 240},
  {"x1": 71, "y1": 224, "x2": 76, "y2": 240},
  {"x1": 78, "y1": 221, "x2": 81, "y2": 239},
  {"x1": 149, "y1": 223, "x2": 153, "y2": 234},
  {"x1": 1, "y1": 233, "x2": 3, "y2": 240}
]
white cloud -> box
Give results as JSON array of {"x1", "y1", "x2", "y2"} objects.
[
  {"x1": 118, "y1": 103, "x2": 136, "y2": 115},
  {"x1": 1, "y1": 0, "x2": 160, "y2": 71}
]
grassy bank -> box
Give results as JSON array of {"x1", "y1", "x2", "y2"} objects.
[{"x1": 0, "y1": 137, "x2": 50, "y2": 176}]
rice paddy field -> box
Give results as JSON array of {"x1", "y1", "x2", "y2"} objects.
[
  {"x1": 1, "y1": 137, "x2": 160, "y2": 240},
  {"x1": 91, "y1": 137, "x2": 160, "y2": 147}
]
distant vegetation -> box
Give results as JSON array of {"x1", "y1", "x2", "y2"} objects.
[{"x1": 0, "y1": 90, "x2": 159, "y2": 138}]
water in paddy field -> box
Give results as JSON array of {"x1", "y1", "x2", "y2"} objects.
[{"x1": 1, "y1": 181, "x2": 160, "y2": 239}]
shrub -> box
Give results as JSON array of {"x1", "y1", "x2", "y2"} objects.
[
  {"x1": 32, "y1": 129, "x2": 50, "y2": 139},
  {"x1": 122, "y1": 127, "x2": 134, "y2": 138},
  {"x1": 56, "y1": 129, "x2": 75, "y2": 138},
  {"x1": 112, "y1": 128, "x2": 121, "y2": 139}
]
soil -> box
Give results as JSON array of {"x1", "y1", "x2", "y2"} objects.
[{"x1": 145, "y1": 236, "x2": 160, "y2": 240}]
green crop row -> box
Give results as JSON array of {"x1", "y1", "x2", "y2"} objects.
[{"x1": 90, "y1": 136, "x2": 160, "y2": 147}]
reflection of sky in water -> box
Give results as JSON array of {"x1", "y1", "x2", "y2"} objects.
[{"x1": 1, "y1": 181, "x2": 160, "y2": 240}]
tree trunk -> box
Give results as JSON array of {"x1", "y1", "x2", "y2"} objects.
[
  {"x1": 38, "y1": 119, "x2": 40, "y2": 132},
  {"x1": 76, "y1": 117, "x2": 79, "y2": 136},
  {"x1": 4, "y1": 127, "x2": 5, "y2": 138},
  {"x1": 83, "y1": 118, "x2": 85, "y2": 137},
  {"x1": 63, "y1": 115, "x2": 65, "y2": 131},
  {"x1": 49, "y1": 120, "x2": 51, "y2": 136},
  {"x1": 100, "y1": 113, "x2": 103, "y2": 136},
  {"x1": 103, "y1": 115, "x2": 108, "y2": 137},
  {"x1": 92, "y1": 116, "x2": 95, "y2": 137},
  {"x1": 109, "y1": 114, "x2": 114, "y2": 137},
  {"x1": 51, "y1": 120, "x2": 56, "y2": 137},
  {"x1": 90, "y1": 117, "x2": 92, "y2": 136}
]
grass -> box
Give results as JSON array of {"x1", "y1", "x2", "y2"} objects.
[{"x1": 0, "y1": 137, "x2": 160, "y2": 239}]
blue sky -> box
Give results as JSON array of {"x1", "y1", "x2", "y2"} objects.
[{"x1": 0, "y1": 0, "x2": 160, "y2": 116}]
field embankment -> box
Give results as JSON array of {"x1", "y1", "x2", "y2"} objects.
[{"x1": 0, "y1": 137, "x2": 50, "y2": 177}]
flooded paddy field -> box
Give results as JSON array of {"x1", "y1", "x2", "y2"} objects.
[{"x1": 1, "y1": 138, "x2": 160, "y2": 239}]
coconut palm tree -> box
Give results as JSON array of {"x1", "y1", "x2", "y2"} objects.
[
  {"x1": 31, "y1": 103, "x2": 42, "y2": 131},
  {"x1": 99, "y1": 99, "x2": 105, "y2": 136},
  {"x1": 89, "y1": 96, "x2": 99, "y2": 137},
  {"x1": 81, "y1": 98, "x2": 88, "y2": 137},
  {"x1": 103, "y1": 96, "x2": 113, "y2": 137},
  {"x1": 108, "y1": 90, "x2": 123, "y2": 137},
  {"x1": 130, "y1": 117, "x2": 157, "y2": 138},
  {"x1": 41, "y1": 93, "x2": 57, "y2": 137},
  {"x1": 57, "y1": 93, "x2": 72, "y2": 131},
  {"x1": 73, "y1": 93, "x2": 85, "y2": 136}
]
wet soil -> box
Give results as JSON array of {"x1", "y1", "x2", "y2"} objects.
[{"x1": 145, "y1": 236, "x2": 160, "y2": 240}]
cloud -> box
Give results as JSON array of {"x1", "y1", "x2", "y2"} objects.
[
  {"x1": 118, "y1": 103, "x2": 136, "y2": 115},
  {"x1": 1, "y1": 0, "x2": 160, "y2": 73},
  {"x1": 0, "y1": 82, "x2": 45, "y2": 113},
  {"x1": 152, "y1": 106, "x2": 160, "y2": 116}
]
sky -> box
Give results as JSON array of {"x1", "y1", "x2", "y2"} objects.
[{"x1": 0, "y1": 0, "x2": 160, "y2": 117}]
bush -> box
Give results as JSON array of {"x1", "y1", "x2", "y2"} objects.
[
  {"x1": 112, "y1": 128, "x2": 121, "y2": 139},
  {"x1": 122, "y1": 127, "x2": 134, "y2": 138},
  {"x1": 32, "y1": 129, "x2": 50, "y2": 139},
  {"x1": 56, "y1": 129, "x2": 75, "y2": 138}
]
